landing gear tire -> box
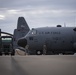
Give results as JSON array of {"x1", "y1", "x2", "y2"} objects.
[
  {"x1": 11, "y1": 50, "x2": 15, "y2": 56},
  {"x1": 5, "y1": 53, "x2": 9, "y2": 55},
  {"x1": 11, "y1": 52, "x2": 15, "y2": 56},
  {"x1": 36, "y1": 50, "x2": 43, "y2": 55},
  {"x1": 11, "y1": 53, "x2": 15, "y2": 56},
  {"x1": 62, "y1": 53, "x2": 74, "y2": 55}
]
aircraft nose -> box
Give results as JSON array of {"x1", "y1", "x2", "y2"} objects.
[{"x1": 17, "y1": 38, "x2": 27, "y2": 48}]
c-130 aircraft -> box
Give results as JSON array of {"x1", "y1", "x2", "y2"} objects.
[{"x1": 17, "y1": 21, "x2": 76, "y2": 55}]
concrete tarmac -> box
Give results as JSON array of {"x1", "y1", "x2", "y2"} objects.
[{"x1": 0, "y1": 55, "x2": 76, "y2": 75}]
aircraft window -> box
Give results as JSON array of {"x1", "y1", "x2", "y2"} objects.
[
  {"x1": 39, "y1": 32, "x2": 44, "y2": 34},
  {"x1": 70, "y1": 41, "x2": 73, "y2": 43},
  {"x1": 45, "y1": 32, "x2": 50, "y2": 34},
  {"x1": 31, "y1": 30, "x2": 37, "y2": 35},
  {"x1": 29, "y1": 37, "x2": 33, "y2": 40},
  {"x1": 42, "y1": 32, "x2": 44, "y2": 34},
  {"x1": 54, "y1": 41, "x2": 57, "y2": 43},
  {"x1": 62, "y1": 41, "x2": 65, "y2": 43}
]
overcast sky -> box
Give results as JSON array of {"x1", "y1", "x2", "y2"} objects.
[{"x1": 0, "y1": 0, "x2": 76, "y2": 34}]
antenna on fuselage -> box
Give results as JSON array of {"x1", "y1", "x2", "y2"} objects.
[
  {"x1": 64, "y1": 22, "x2": 66, "y2": 27},
  {"x1": 75, "y1": 17, "x2": 76, "y2": 26}
]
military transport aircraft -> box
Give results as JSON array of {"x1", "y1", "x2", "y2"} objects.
[{"x1": 17, "y1": 21, "x2": 76, "y2": 55}]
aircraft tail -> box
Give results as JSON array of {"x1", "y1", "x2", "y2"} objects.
[
  {"x1": 17, "y1": 17, "x2": 30, "y2": 30},
  {"x1": 13, "y1": 17, "x2": 30, "y2": 49}
]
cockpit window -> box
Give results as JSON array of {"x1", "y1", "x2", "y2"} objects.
[
  {"x1": 28, "y1": 29, "x2": 37, "y2": 35},
  {"x1": 31, "y1": 30, "x2": 37, "y2": 35}
]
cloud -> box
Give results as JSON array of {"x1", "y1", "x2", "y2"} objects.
[
  {"x1": 0, "y1": 15, "x2": 5, "y2": 20},
  {"x1": 0, "y1": 0, "x2": 76, "y2": 33},
  {"x1": 0, "y1": 0, "x2": 76, "y2": 10},
  {"x1": 7, "y1": 10, "x2": 20, "y2": 14}
]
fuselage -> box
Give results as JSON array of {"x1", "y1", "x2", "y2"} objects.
[{"x1": 18, "y1": 27, "x2": 76, "y2": 54}]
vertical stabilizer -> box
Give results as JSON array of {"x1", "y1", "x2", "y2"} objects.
[
  {"x1": 17, "y1": 17, "x2": 30, "y2": 30},
  {"x1": 13, "y1": 17, "x2": 30, "y2": 49}
]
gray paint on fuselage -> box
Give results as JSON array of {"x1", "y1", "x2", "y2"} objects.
[{"x1": 24, "y1": 27, "x2": 76, "y2": 52}]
